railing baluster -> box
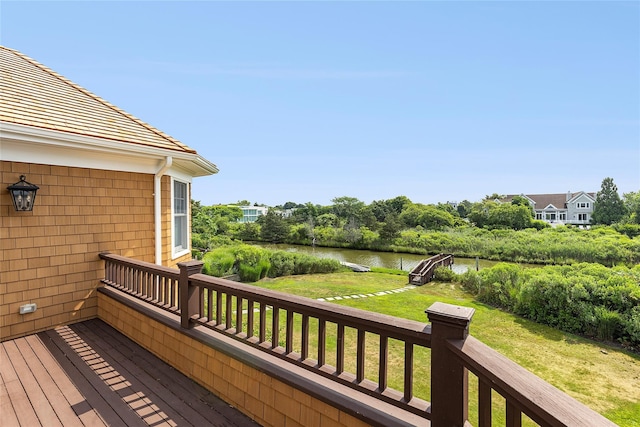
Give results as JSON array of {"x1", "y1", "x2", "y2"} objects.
[
  {"x1": 161, "y1": 276, "x2": 166, "y2": 305},
  {"x1": 506, "y1": 401, "x2": 522, "y2": 427},
  {"x1": 170, "y1": 277, "x2": 176, "y2": 307},
  {"x1": 207, "y1": 289, "x2": 213, "y2": 321},
  {"x1": 147, "y1": 271, "x2": 152, "y2": 299},
  {"x1": 318, "y1": 319, "x2": 326, "y2": 367},
  {"x1": 198, "y1": 283, "x2": 205, "y2": 318},
  {"x1": 175, "y1": 278, "x2": 180, "y2": 308},
  {"x1": 379, "y1": 335, "x2": 388, "y2": 391},
  {"x1": 236, "y1": 296, "x2": 243, "y2": 334},
  {"x1": 301, "y1": 314, "x2": 309, "y2": 360},
  {"x1": 166, "y1": 277, "x2": 170, "y2": 306},
  {"x1": 478, "y1": 378, "x2": 492, "y2": 427},
  {"x1": 247, "y1": 298, "x2": 254, "y2": 338},
  {"x1": 336, "y1": 324, "x2": 345, "y2": 375},
  {"x1": 272, "y1": 306, "x2": 280, "y2": 349},
  {"x1": 404, "y1": 341, "x2": 413, "y2": 402},
  {"x1": 165, "y1": 276, "x2": 170, "y2": 306},
  {"x1": 142, "y1": 271, "x2": 148, "y2": 297},
  {"x1": 216, "y1": 291, "x2": 223, "y2": 326},
  {"x1": 226, "y1": 293, "x2": 233, "y2": 330},
  {"x1": 356, "y1": 329, "x2": 365, "y2": 383},
  {"x1": 259, "y1": 303, "x2": 266, "y2": 343},
  {"x1": 286, "y1": 310, "x2": 294, "y2": 354}
]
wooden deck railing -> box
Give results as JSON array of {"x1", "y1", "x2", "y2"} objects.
[
  {"x1": 99, "y1": 252, "x2": 617, "y2": 427},
  {"x1": 409, "y1": 253, "x2": 454, "y2": 285}
]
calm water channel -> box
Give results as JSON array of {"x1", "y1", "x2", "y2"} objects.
[{"x1": 252, "y1": 243, "x2": 508, "y2": 273}]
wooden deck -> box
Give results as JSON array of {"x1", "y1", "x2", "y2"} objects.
[{"x1": 0, "y1": 319, "x2": 259, "y2": 427}]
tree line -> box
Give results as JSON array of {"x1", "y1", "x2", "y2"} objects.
[{"x1": 192, "y1": 177, "x2": 640, "y2": 266}]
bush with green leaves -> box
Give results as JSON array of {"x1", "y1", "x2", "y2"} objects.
[
  {"x1": 463, "y1": 262, "x2": 640, "y2": 348},
  {"x1": 201, "y1": 244, "x2": 342, "y2": 281},
  {"x1": 433, "y1": 265, "x2": 457, "y2": 282},
  {"x1": 459, "y1": 270, "x2": 481, "y2": 294},
  {"x1": 202, "y1": 247, "x2": 236, "y2": 276}
]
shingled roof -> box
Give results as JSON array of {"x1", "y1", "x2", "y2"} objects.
[
  {"x1": 503, "y1": 192, "x2": 596, "y2": 209},
  {"x1": 0, "y1": 45, "x2": 196, "y2": 154}
]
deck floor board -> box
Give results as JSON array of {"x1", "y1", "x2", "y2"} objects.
[{"x1": 0, "y1": 320, "x2": 259, "y2": 427}]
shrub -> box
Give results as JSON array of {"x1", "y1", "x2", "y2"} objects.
[
  {"x1": 238, "y1": 258, "x2": 270, "y2": 282},
  {"x1": 593, "y1": 306, "x2": 622, "y2": 342},
  {"x1": 433, "y1": 266, "x2": 457, "y2": 282},
  {"x1": 202, "y1": 247, "x2": 236, "y2": 276},
  {"x1": 623, "y1": 306, "x2": 640, "y2": 347},
  {"x1": 459, "y1": 270, "x2": 481, "y2": 294},
  {"x1": 267, "y1": 251, "x2": 297, "y2": 277},
  {"x1": 477, "y1": 263, "x2": 522, "y2": 310},
  {"x1": 201, "y1": 243, "x2": 341, "y2": 281}
]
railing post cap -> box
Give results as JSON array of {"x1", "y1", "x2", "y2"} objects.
[
  {"x1": 426, "y1": 302, "x2": 475, "y2": 325},
  {"x1": 177, "y1": 260, "x2": 204, "y2": 268}
]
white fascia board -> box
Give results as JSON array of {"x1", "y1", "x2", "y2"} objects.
[
  {"x1": 568, "y1": 192, "x2": 595, "y2": 203},
  {"x1": 0, "y1": 122, "x2": 219, "y2": 177}
]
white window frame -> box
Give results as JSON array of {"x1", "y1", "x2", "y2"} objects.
[
  {"x1": 577, "y1": 202, "x2": 590, "y2": 209},
  {"x1": 171, "y1": 178, "x2": 190, "y2": 259}
]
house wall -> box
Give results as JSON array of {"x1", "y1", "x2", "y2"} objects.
[
  {"x1": 97, "y1": 292, "x2": 373, "y2": 427},
  {"x1": 1, "y1": 161, "x2": 188, "y2": 340},
  {"x1": 567, "y1": 194, "x2": 594, "y2": 225}
]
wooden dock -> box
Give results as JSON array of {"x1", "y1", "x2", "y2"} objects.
[
  {"x1": 340, "y1": 261, "x2": 371, "y2": 272},
  {"x1": 408, "y1": 253, "x2": 454, "y2": 285}
]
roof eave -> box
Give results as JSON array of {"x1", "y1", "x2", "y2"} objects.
[{"x1": 1, "y1": 121, "x2": 218, "y2": 177}]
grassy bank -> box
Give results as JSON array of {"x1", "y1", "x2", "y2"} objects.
[{"x1": 252, "y1": 271, "x2": 640, "y2": 426}]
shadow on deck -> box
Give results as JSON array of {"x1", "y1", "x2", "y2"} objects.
[{"x1": 0, "y1": 319, "x2": 258, "y2": 427}]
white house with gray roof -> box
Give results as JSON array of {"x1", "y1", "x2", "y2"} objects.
[{"x1": 501, "y1": 191, "x2": 596, "y2": 225}]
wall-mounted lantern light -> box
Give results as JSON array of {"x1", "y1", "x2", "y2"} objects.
[{"x1": 7, "y1": 175, "x2": 39, "y2": 211}]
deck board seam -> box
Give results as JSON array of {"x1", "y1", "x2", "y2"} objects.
[
  {"x1": 41, "y1": 328, "x2": 147, "y2": 427},
  {"x1": 13, "y1": 336, "x2": 83, "y2": 427},
  {"x1": 83, "y1": 319, "x2": 256, "y2": 427},
  {"x1": 70, "y1": 321, "x2": 198, "y2": 427},
  {"x1": 0, "y1": 341, "x2": 44, "y2": 427}
]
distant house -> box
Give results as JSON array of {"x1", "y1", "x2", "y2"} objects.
[
  {"x1": 236, "y1": 205, "x2": 268, "y2": 222},
  {"x1": 501, "y1": 192, "x2": 596, "y2": 225},
  {"x1": 0, "y1": 45, "x2": 218, "y2": 340}
]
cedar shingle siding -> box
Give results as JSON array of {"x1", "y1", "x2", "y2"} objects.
[{"x1": 1, "y1": 46, "x2": 214, "y2": 340}]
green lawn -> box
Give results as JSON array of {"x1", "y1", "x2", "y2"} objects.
[{"x1": 252, "y1": 271, "x2": 640, "y2": 427}]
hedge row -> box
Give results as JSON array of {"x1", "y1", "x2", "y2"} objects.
[
  {"x1": 201, "y1": 244, "x2": 343, "y2": 282},
  {"x1": 458, "y1": 263, "x2": 640, "y2": 348}
]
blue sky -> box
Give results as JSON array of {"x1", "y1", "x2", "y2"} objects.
[{"x1": 2, "y1": 1, "x2": 639, "y2": 207}]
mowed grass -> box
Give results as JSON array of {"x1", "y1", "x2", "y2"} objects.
[{"x1": 252, "y1": 271, "x2": 640, "y2": 426}]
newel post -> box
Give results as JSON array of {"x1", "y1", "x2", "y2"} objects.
[
  {"x1": 426, "y1": 302, "x2": 475, "y2": 427},
  {"x1": 178, "y1": 260, "x2": 204, "y2": 329}
]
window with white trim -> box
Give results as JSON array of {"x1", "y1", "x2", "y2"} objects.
[
  {"x1": 172, "y1": 179, "x2": 189, "y2": 257},
  {"x1": 578, "y1": 213, "x2": 588, "y2": 221},
  {"x1": 577, "y1": 202, "x2": 590, "y2": 209}
]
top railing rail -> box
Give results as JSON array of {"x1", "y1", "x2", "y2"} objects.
[{"x1": 447, "y1": 335, "x2": 618, "y2": 427}]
